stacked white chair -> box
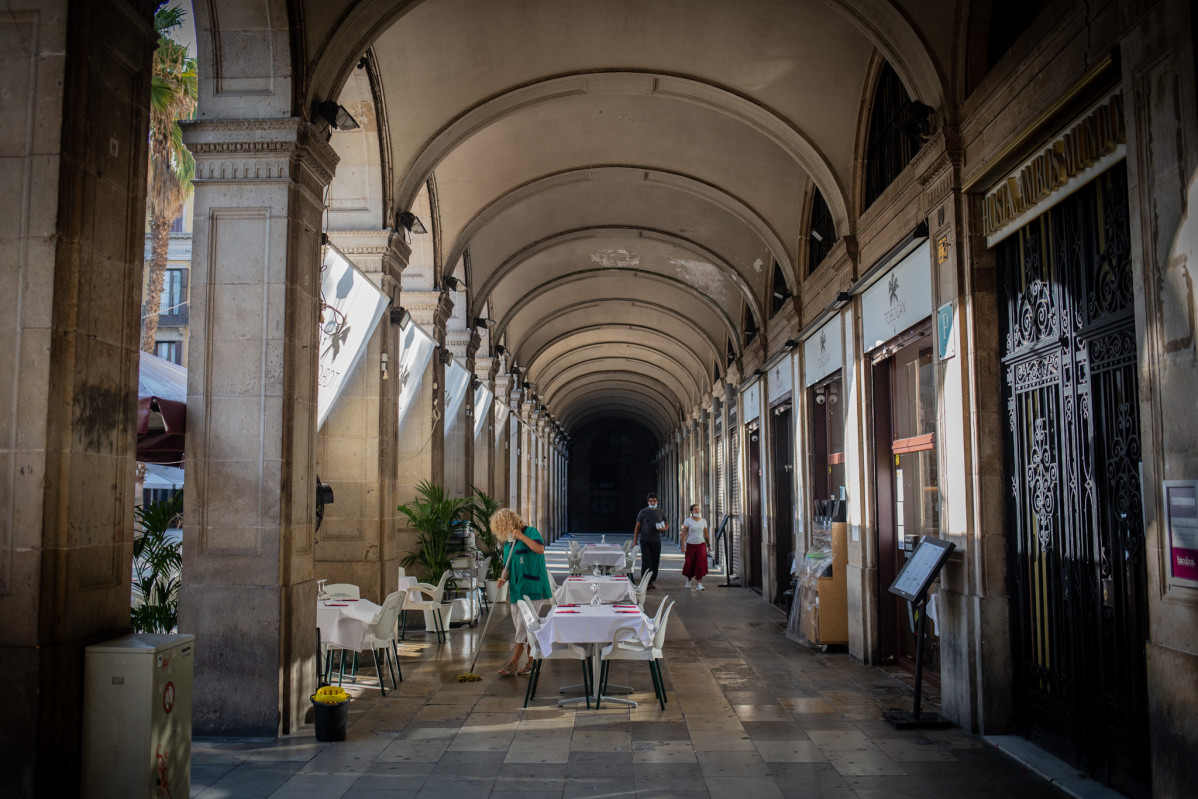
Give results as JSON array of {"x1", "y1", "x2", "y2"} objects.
[
  {"x1": 516, "y1": 598, "x2": 592, "y2": 709},
  {"x1": 635, "y1": 572, "x2": 653, "y2": 607},
  {"x1": 598, "y1": 599, "x2": 674, "y2": 710},
  {"x1": 566, "y1": 540, "x2": 583, "y2": 575},
  {"x1": 403, "y1": 570, "x2": 452, "y2": 643},
  {"x1": 622, "y1": 543, "x2": 639, "y2": 578}
]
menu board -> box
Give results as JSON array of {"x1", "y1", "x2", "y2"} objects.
[{"x1": 888, "y1": 536, "x2": 955, "y2": 602}]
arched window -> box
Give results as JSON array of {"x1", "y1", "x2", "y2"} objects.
[
  {"x1": 770, "y1": 261, "x2": 791, "y2": 316},
  {"x1": 743, "y1": 306, "x2": 758, "y2": 347},
  {"x1": 864, "y1": 62, "x2": 920, "y2": 209},
  {"x1": 807, "y1": 189, "x2": 835, "y2": 274}
]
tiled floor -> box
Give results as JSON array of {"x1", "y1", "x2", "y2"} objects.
[{"x1": 190, "y1": 537, "x2": 1067, "y2": 798}]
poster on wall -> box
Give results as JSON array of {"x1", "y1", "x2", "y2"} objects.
[
  {"x1": 317, "y1": 245, "x2": 389, "y2": 429},
  {"x1": 1164, "y1": 481, "x2": 1198, "y2": 588},
  {"x1": 861, "y1": 240, "x2": 933, "y2": 351}
]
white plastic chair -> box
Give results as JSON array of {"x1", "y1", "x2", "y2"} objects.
[
  {"x1": 622, "y1": 544, "x2": 640, "y2": 578},
  {"x1": 326, "y1": 590, "x2": 406, "y2": 693},
  {"x1": 635, "y1": 572, "x2": 653, "y2": 607},
  {"x1": 545, "y1": 569, "x2": 559, "y2": 608},
  {"x1": 475, "y1": 555, "x2": 493, "y2": 613},
  {"x1": 403, "y1": 570, "x2": 452, "y2": 643},
  {"x1": 324, "y1": 583, "x2": 360, "y2": 600},
  {"x1": 515, "y1": 598, "x2": 592, "y2": 709},
  {"x1": 598, "y1": 600, "x2": 674, "y2": 710}
]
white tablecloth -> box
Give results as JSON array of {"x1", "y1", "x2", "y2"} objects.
[
  {"x1": 556, "y1": 575, "x2": 637, "y2": 604},
  {"x1": 317, "y1": 598, "x2": 381, "y2": 651},
  {"x1": 397, "y1": 575, "x2": 419, "y2": 600},
  {"x1": 534, "y1": 604, "x2": 652, "y2": 652},
  {"x1": 580, "y1": 544, "x2": 626, "y2": 568}
]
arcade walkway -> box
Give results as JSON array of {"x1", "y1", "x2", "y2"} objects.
[{"x1": 190, "y1": 539, "x2": 1068, "y2": 799}]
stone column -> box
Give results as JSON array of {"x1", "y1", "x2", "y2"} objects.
[
  {"x1": 1120, "y1": 1, "x2": 1198, "y2": 792},
  {"x1": 396, "y1": 289, "x2": 452, "y2": 511},
  {"x1": 493, "y1": 374, "x2": 512, "y2": 505},
  {"x1": 443, "y1": 327, "x2": 474, "y2": 498},
  {"x1": 178, "y1": 118, "x2": 338, "y2": 736},
  {"x1": 0, "y1": 2, "x2": 156, "y2": 793},
  {"x1": 473, "y1": 357, "x2": 496, "y2": 496},
  {"x1": 317, "y1": 229, "x2": 408, "y2": 601}
]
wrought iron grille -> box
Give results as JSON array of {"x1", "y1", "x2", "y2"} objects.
[
  {"x1": 999, "y1": 161, "x2": 1150, "y2": 798},
  {"x1": 863, "y1": 62, "x2": 919, "y2": 209}
]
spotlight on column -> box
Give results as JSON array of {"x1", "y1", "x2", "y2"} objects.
[
  {"x1": 315, "y1": 476, "x2": 335, "y2": 532},
  {"x1": 317, "y1": 101, "x2": 359, "y2": 131},
  {"x1": 398, "y1": 211, "x2": 427, "y2": 234}
]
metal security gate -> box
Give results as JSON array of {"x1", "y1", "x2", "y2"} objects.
[
  {"x1": 999, "y1": 161, "x2": 1151, "y2": 798},
  {"x1": 729, "y1": 416, "x2": 744, "y2": 584}
]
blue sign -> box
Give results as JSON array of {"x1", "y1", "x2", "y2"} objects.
[{"x1": 937, "y1": 301, "x2": 955, "y2": 360}]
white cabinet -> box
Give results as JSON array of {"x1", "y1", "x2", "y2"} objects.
[{"x1": 82, "y1": 633, "x2": 195, "y2": 799}]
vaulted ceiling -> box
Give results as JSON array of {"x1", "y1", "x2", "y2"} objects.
[{"x1": 309, "y1": 0, "x2": 953, "y2": 441}]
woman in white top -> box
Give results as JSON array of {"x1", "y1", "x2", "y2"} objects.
[{"x1": 679, "y1": 504, "x2": 710, "y2": 590}]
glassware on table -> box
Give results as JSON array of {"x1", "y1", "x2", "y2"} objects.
[
  {"x1": 593, "y1": 563, "x2": 602, "y2": 577},
  {"x1": 590, "y1": 584, "x2": 601, "y2": 608},
  {"x1": 601, "y1": 534, "x2": 607, "y2": 544},
  {"x1": 317, "y1": 579, "x2": 328, "y2": 602}
]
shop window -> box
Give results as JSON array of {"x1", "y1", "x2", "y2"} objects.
[
  {"x1": 863, "y1": 62, "x2": 920, "y2": 209},
  {"x1": 807, "y1": 189, "x2": 835, "y2": 274}
]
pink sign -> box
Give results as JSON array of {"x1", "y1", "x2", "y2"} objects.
[{"x1": 1165, "y1": 483, "x2": 1198, "y2": 585}]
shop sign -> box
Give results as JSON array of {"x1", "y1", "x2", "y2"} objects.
[
  {"x1": 803, "y1": 316, "x2": 843, "y2": 387},
  {"x1": 767, "y1": 354, "x2": 793, "y2": 402},
  {"x1": 983, "y1": 93, "x2": 1125, "y2": 243},
  {"x1": 742, "y1": 379, "x2": 761, "y2": 423},
  {"x1": 937, "y1": 301, "x2": 956, "y2": 360},
  {"x1": 1164, "y1": 481, "x2": 1198, "y2": 588},
  {"x1": 317, "y1": 244, "x2": 389, "y2": 429},
  {"x1": 861, "y1": 240, "x2": 933, "y2": 351}
]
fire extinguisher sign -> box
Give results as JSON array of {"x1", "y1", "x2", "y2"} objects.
[{"x1": 163, "y1": 681, "x2": 176, "y2": 714}]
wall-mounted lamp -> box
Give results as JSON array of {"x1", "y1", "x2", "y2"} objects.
[
  {"x1": 831, "y1": 291, "x2": 853, "y2": 310},
  {"x1": 317, "y1": 101, "x2": 359, "y2": 131},
  {"x1": 784, "y1": 338, "x2": 799, "y2": 350},
  {"x1": 494, "y1": 344, "x2": 507, "y2": 356},
  {"x1": 752, "y1": 368, "x2": 764, "y2": 377},
  {"x1": 773, "y1": 288, "x2": 792, "y2": 301},
  {"x1": 389, "y1": 306, "x2": 410, "y2": 327},
  {"x1": 439, "y1": 348, "x2": 454, "y2": 367},
  {"x1": 381, "y1": 351, "x2": 389, "y2": 380},
  {"x1": 398, "y1": 211, "x2": 427, "y2": 234},
  {"x1": 443, "y1": 276, "x2": 462, "y2": 292},
  {"x1": 470, "y1": 375, "x2": 482, "y2": 390},
  {"x1": 474, "y1": 316, "x2": 495, "y2": 329},
  {"x1": 522, "y1": 381, "x2": 532, "y2": 390}
]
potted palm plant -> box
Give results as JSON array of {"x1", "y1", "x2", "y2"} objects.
[
  {"x1": 466, "y1": 487, "x2": 503, "y2": 601},
  {"x1": 132, "y1": 490, "x2": 184, "y2": 633},
  {"x1": 398, "y1": 480, "x2": 471, "y2": 584}
]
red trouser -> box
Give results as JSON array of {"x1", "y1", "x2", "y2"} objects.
[{"x1": 682, "y1": 542, "x2": 709, "y2": 580}]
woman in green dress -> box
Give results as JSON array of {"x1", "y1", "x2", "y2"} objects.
[{"x1": 493, "y1": 507, "x2": 552, "y2": 676}]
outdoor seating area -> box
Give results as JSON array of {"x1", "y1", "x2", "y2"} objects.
[{"x1": 190, "y1": 548, "x2": 1070, "y2": 799}]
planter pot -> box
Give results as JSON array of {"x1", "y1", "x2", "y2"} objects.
[{"x1": 485, "y1": 579, "x2": 500, "y2": 602}]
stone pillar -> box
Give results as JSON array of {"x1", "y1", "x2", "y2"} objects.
[
  {"x1": 1120, "y1": 1, "x2": 1198, "y2": 792},
  {"x1": 396, "y1": 289, "x2": 452, "y2": 512},
  {"x1": 473, "y1": 357, "x2": 496, "y2": 496},
  {"x1": 443, "y1": 327, "x2": 474, "y2": 498},
  {"x1": 178, "y1": 118, "x2": 338, "y2": 736},
  {"x1": 493, "y1": 374, "x2": 512, "y2": 506},
  {"x1": 317, "y1": 229, "x2": 408, "y2": 601},
  {"x1": 521, "y1": 401, "x2": 536, "y2": 524},
  {"x1": 0, "y1": 2, "x2": 156, "y2": 793}
]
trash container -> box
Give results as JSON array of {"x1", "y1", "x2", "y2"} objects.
[{"x1": 311, "y1": 687, "x2": 350, "y2": 741}]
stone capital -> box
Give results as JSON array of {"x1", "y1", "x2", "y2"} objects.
[{"x1": 181, "y1": 118, "x2": 339, "y2": 209}]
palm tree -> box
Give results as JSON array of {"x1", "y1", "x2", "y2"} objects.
[{"x1": 141, "y1": 5, "x2": 197, "y2": 354}]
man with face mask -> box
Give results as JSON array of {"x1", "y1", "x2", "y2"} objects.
[{"x1": 633, "y1": 492, "x2": 666, "y2": 589}]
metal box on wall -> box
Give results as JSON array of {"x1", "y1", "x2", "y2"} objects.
[{"x1": 82, "y1": 633, "x2": 195, "y2": 799}]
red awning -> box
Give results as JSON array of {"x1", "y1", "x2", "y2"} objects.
[{"x1": 137, "y1": 352, "x2": 186, "y2": 465}]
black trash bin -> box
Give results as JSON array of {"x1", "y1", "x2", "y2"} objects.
[{"x1": 311, "y1": 696, "x2": 349, "y2": 742}]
